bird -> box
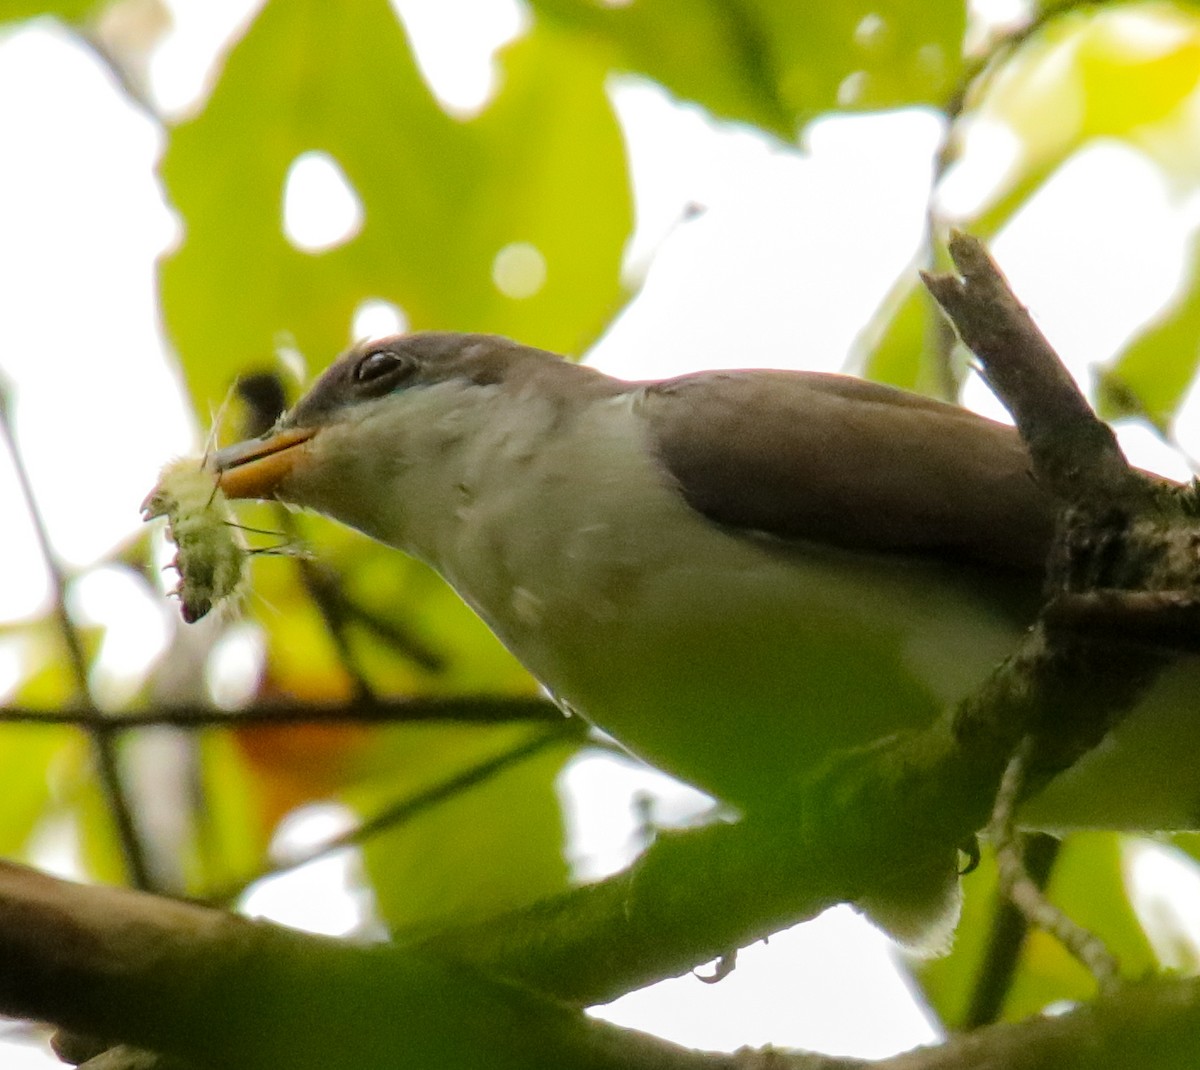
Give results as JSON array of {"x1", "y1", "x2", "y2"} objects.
[{"x1": 210, "y1": 331, "x2": 1200, "y2": 837}]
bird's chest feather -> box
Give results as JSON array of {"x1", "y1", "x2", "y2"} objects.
[
  {"x1": 432, "y1": 393, "x2": 681, "y2": 640},
  {"x1": 297, "y1": 384, "x2": 1023, "y2": 806},
  {"x1": 414, "y1": 393, "x2": 1021, "y2": 780}
]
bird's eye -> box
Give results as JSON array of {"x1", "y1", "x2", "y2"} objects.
[{"x1": 354, "y1": 349, "x2": 412, "y2": 385}]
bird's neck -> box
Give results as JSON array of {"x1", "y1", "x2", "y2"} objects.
[{"x1": 283, "y1": 376, "x2": 646, "y2": 584}]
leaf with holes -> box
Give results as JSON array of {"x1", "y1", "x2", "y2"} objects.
[{"x1": 159, "y1": 0, "x2": 631, "y2": 415}]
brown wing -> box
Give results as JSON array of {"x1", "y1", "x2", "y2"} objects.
[{"x1": 638, "y1": 369, "x2": 1057, "y2": 571}]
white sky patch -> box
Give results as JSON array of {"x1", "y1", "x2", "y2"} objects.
[
  {"x1": 390, "y1": 0, "x2": 527, "y2": 117},
  {"x1": 241, "y1": 803, "x2": 371, "y2": 937},
  {"x1": 0, "y1": 1035, "x2": 62, "y2": 1070},
  {"x1": 989, "y1": 141, "x2": 1186, "y2": 381},
  {"x1": 937, "y1": 118, "x2": 1025, "y2": 221},
  {"x1": 969, "y1": 0, "x2": 1034, "y2": 44},
  {"x1": 836, "y1": 69, "x2": 869, "y2": 108},
  {"x1": 559, "y1": 750, "x2": 715, "y2": 882},
  {"x1": 352, "y1": 298, "x2": 410, "y2": 343},
  {"x1": 1114, "y1": 420, "x2": 1195, "y2": 482},
  {"x1": 0, "y1": 25, "x2": 191, "y2": 607},
  {"x1": 68, "y1": 566, "x2": 173, "y2": 708},
  {"x1": 590, "y1": 103, "x2": 944, "y2": 381},
  {"x1": 206, "y1": 621, "x2": 265, "y2": 709},
  {"x1": 1126, "y1": 839, "x2": 1200, "y2": 971},
  {"x1": 961, "y1": 139, "x2": 1188, "y2": 446},
  {"x1": 592, "y1": 907, "x2": 941, "y2": 1058},
  {"x1": 150, "y1": 0, "x2": 266, "y2": 115},
  {"x1": 0, "y1": 638, "x2": 25, "y2": 702},
  {"x1": 282, "y1": 151, "x2": 364, "y2": 253}
]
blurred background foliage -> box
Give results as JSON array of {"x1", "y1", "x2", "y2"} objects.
[{"x1": 3, "y1": 0, "x2": 1200, "y2": 1048}]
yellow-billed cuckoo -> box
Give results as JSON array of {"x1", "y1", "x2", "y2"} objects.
[{"x1": 212, "y1": 332, "x2": 1200, "y2": 832}]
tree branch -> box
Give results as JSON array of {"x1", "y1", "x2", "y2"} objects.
[
  {"x1": 924, "y1": 233, "x2": 1200, "y2": 772},
  {"x1": 0, "y1": 861, "x2": 738, "y2": 1070},
  {"x1": 2, "y1": 861, "x2": 1198, "y2": 1070},
  {"x1": 961, "y1": 832, "x2": 1059, "y2": 1029},
  {"x1": 881, "y1": 976, "x2": 1200, "y2": 1070},
  {"x1": 921, "y1": 232, "x2": 1138, "y2": 504}
]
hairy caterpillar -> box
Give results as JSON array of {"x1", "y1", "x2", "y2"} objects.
[{"x1": 141, "y1": 457, "x2": 247, "y2": 622}]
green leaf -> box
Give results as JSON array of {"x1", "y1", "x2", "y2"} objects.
[
  {"x1": 853, "y1": 272, "x2": 957, "y2": 397},
  {"x1": 1075, "y1": 4, "x2": 1200, "y2": 144},
  {"x1": 529, "y1": 0, "x2": 965, "y2": 137},
  {"x1": 62, "y1": 736, "x2": 131, "y2": 885},
  {"x1": 1099, "y1": 234, "x2": 1200, "y2": 430},
  {"x1": 0, "y1": 724, "x2": 73, "y2": 856},
  {"x1": 964, "y1": 5, "x2": 1200, "y2": 230},
  {"x1": 348, "y1": 725, "x2": 577, "y2": 932},
  {"x1": 185, "y1": 731, "x2": 272, "y2": 895},
  {"x1": 159, "y1": 0, "x2": 631, "y2": 416},
  {"x1": 0, "y1": 0, "x2": 103, "y2": 23}
]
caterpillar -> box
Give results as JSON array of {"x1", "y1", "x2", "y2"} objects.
[{"x1": 141, "y1": 457, "x2": 247, "y2": 623}]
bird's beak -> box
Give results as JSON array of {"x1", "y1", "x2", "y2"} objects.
[{"x1": 211, "y1": 426, "x2": 317, "y2": 501}]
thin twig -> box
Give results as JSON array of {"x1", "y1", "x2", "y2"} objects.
[
  {"x1": 963, "y1": 832, "x2": 1060, "y2": 1028},
  {"x1": 0, "y1": 375, "x2": 152, "y2": 890},
  {"x1": 989, "y1": 738, "x2": 1121, "y2": 994},
  {"x1": 0, "y1": 694, "x2": 567, "y2": 729}
]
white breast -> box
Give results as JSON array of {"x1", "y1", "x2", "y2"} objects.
[{"x1": 299, "y1": 381, "x2": 1022, "y2": 808}]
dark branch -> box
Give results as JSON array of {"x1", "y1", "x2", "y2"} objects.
[
  {"x1": 921, "y1": 232, "x2": 1140, "y2": 505},
  {"x1": 924, "y1": 232, "x2": 1200, "y2": 772},
  {"x1": 1, "y1": 862, "x2": 1197, "y2": 1070},
  {"x1": 0, "y1": 694, "x2": 567, "y2": 729},
  {"x1": 962, "y1": 832, "x2": 1059, "y2": 1028},
  {"x1": 1044, "y1": 589, "x2": 1200, "y2": 655}
]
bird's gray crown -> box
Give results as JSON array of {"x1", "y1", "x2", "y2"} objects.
[
  {"x1": 283, "y1": 332, "x2": 554, "y2": 428},
  {"x1": 283, "y1": 331, "x2": 622, "y2": 430}
]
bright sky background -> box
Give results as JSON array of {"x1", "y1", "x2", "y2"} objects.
[{"x1": 3, "y1": 1, "x2": 1200, "y2": 1066}]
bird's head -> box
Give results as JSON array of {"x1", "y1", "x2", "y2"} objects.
[{"x1": 211, "y1": 331, "x2": 618, "y2": 555}]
